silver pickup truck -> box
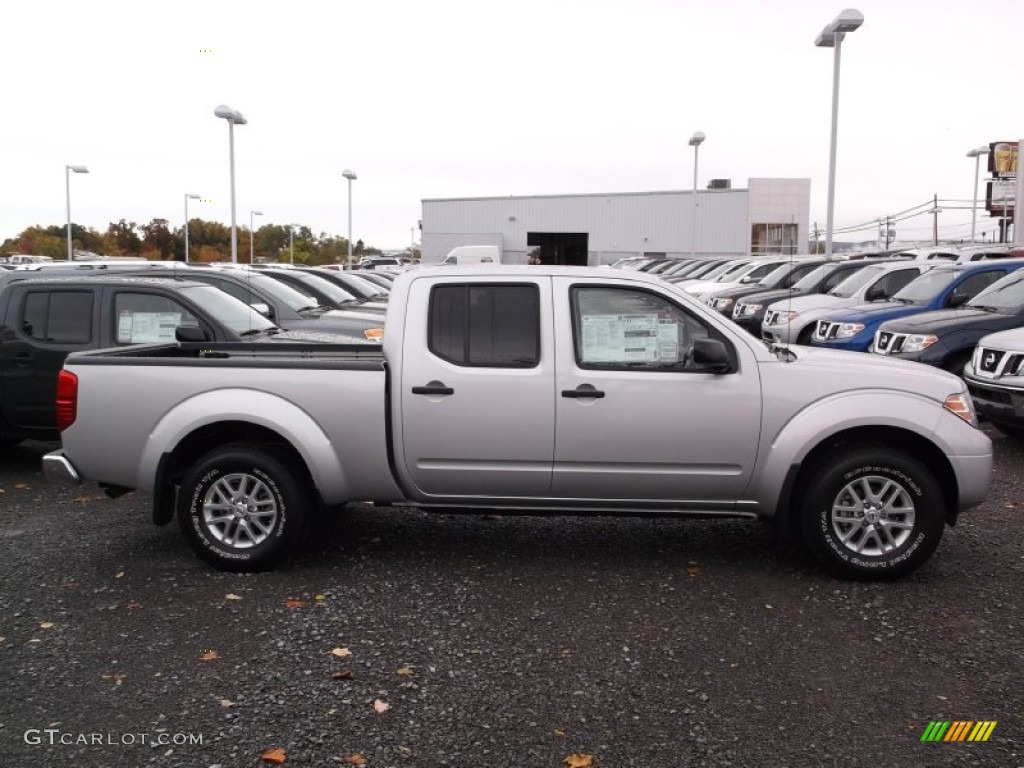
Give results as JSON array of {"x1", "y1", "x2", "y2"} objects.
[{"x1": 45, "y1": 266, "x2": 992, "y2": 579}]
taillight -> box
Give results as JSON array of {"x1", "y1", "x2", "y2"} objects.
[{"x1": 56, "y1": 370, "x2": 78, "y2": 432}]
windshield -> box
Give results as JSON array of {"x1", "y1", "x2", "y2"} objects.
[
  {"x1": 829, "y1": 265, "x2": 886, "y2": 297},
  {"x1": 698, "y1": 261, "x2": 744, "y2": 281},
  {"x1": 280, "y1": 272, "x2": 360, "y2": 304},
  {"x1": 714, "y1": 261, "x2": 755, "y2": 282},
  {"x1": 338, "y1": 273, "x2": 386, "y2": 298},
  {"x1": 237, "y1": 271, "x2": 324, "y2": 311},
  {"x1": 179, "y1": 285, "x2": 277, "y2": 335},
  {"x1": 757, "y1": 263, "x2": 797, "y2": 288},
  {"x1": 791, "y1": 264, "x2": 833, "y2": 291},
  {"x1": 967, "y1": 272, "x2": 1024, "y2": 311},
  {"x1": 891, "y1": 270, "x2": 959, "y2": 303}
]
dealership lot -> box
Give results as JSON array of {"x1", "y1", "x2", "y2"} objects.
[{"x1": 1, "y1": 433, "x2": 1022, "y2": 767}]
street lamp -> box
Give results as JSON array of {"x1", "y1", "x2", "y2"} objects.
[
  {"x1": 289, "y1": 223, "x2": 300, "y2": 265},
  {"x1": 249, "y1": 210, "x2": 263, "y2": 264},
  {"x1": 184, "y1": 193, "x2": 201, "y2": 262},
  {"x1": 688, "y1": 132, "x2": 705, "y2": 258},
  {"x1": 966, "y1": 146, "x2": 990, "y2": 244},
  {"x1": 815, "y1": 8, "x2": 865, "y2": 260},
  {"x1": 342, "y1": 169, "x2": 357, "y2": 269},
  {"x1": 213, "y1": 104, "x2": 247, "y2": 263},
  {"x1": 65, "y1": 164, "x2": 89, "y2": 261}
]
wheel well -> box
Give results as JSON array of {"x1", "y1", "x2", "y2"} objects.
[
  {"x1": 785, "y1": 426, "x2": 959, "y2": 531},
  {"x1": 167, "y1": 421, "x2": 314, "y2": 492}
]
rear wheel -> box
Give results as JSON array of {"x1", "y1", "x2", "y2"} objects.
[
  {"x1": 177, "y1": 443, "x2": 312, "y2": 572},
  {"x1": 800, "y1": 446, "x2": 945, "y2": 580}
]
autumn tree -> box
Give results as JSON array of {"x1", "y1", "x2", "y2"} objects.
[
  {"x1": 139, "y1": 218, "x2": 176, "y2": 260},
  {"x1": 106, "y1": 219, "x2": 142, "y2": 256}
]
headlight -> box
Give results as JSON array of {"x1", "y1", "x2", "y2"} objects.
[
  {"x1": 769, "y1": 310, "x2": 799, "y2": 323},
  {"x1": 901, "y1": 334, "x2": 938, "y2": 353},
  {"x1": 712, "y1": 297, "x2": 733, "y2": 309},
  {"x1": 737, "y1": 303, "x2": 763, "y2": 316},
  {"x1": 943, "y1": 392, "x2": 978, "y2": 428},
  {"x1": 835, "y1": 322, "x2": 865, "y2": 339}
]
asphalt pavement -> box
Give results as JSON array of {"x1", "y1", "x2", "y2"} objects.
[{"x1": 1, "y1": 432, "x2": 1021, "y2": 768}]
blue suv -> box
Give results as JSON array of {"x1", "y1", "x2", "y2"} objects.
[{"x1": 809, "y1": 260, "x2": 1024, "y2": 352}]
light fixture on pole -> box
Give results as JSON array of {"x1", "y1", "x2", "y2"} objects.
[
  {"x1": 688, "y1": 132, "x2": 705, "y2": 258},
  {"x1": 342, "y1": 169, "x2": 357, "y2": 269},
  {"x1": 213, "y1": 104, "x2": 247, "y2": 263},
  {"x1": 249, "y1": 210, "x2": 263, "y2": 264},
  {"x1": 815, "y1": 8, "x2": 865, "y2": 260},
  {"x1": 289, "y1": 223, "x2": 300, "y2": 265},
  {"x1": 966, "y1": 146, "x2": 990, "y2": 244},
  {"x1": 184, "y1": 193, "x2": 201, "y2": 262},
  {"x1": 65, "y1": 164, "x2": 89, "y2": 261}
]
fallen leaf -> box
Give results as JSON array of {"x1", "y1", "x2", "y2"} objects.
[
  {"x1": 101, "y1": 673, "x2": 127, "y2": 685},
  {"x1": 686, "y1": 561, "x2": 701, "y2": 577},
  {"x1": 372, "y1": 699, "x2": 390, "y2": 714},
  {"x1": 61, "y1": 582, "x2": 78, "y2": 590},
  {"x1": 331, "y1": 669, "x2": 354, "y2": 680},
  {"x1": 396, "y1": 666, "x2": 414, "y2": 676},
  {"x1": 14, "y1": 483, "x2": 30, "y2": 489},
  {"x1": 225, "y1": 593, "x2": 243, "y2": 601},
  {"x1": 331, "y1": 647, "x2": 352, "y2": 659},
  {"x1": 219, "y1": 699, "x2": 235, "y2": 708},
  {"x1": 765, "y1": 604, "x2": 773, "y2": 610},
  {"x1": 553, "y1": 729, "x2": 566, "y2": 737},
  {"x1": 346, "y1": 755, "x2": 368, "y2": 766},
  {"x1": 114, "y1": 571, "x2": 125, "y2": 579},
  {"x1": 314, "y1": 594, "x2": 326, "y2": 602},
  {"x1": 564, "y1": 754, "x2": 593, "y2": 768},
  {"x1": 0, "y1": 637, "x2": 5, "y2": 643},
  {"x1": 40, "y1": 622, "x2": 55, "y2": 629},
  {"x1": 261, "y1": 746, "x2": 287, "y2": 764},
  {"x1": 284, "y1": 599, "x2": 305, "y2": 609},
  {"x1": 73, "y1": 494, "x2": 105, "y2": 503},
  {"x1": 199, "y1": 650, "x2": 220, "y2": 662},
  {"x1": 126, "y1": 602, "x2": 143, "y2": 610}
]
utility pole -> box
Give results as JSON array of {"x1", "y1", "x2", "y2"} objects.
[{"x1": 932, "y1": 193, "x2": 939, "y2": 246}]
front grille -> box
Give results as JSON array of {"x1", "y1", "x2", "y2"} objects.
[
  {"x1": 814, "y1": 321, "x2": 840, "y2": 340},
  {"x1": 874, "y1": 330, "x2": 906, "y2": 355},
  {"x1": 764, "y1": 310, "x2": 780, "y2": 326}
]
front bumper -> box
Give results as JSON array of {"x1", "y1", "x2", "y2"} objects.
[
  {"x1": 43, "y1": 450, "x2": 83, "y2": 486},
  {"x1": 965, "y1": 378, "x2": 1024, "y2": 428}
]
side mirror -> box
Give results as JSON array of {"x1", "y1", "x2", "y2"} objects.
[
  {"x1": 947, "y1": 291, "x2": 969, "y2": 308},
  {"x1": 175, "y1": 326, "x2": 208, "y2": 343},
  {"x1": 688, "y1": 337, "x2": 732, "y2": 374},
  {"x1": 251, "y1": 302, "x2": 272, "y2": 318}
]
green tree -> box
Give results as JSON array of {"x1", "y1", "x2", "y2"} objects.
[
  {"x1": 107, "y1": 219, "x2": 142, "y2": 256},
  {"x1": 139, "y1": 218, "x2": 176, "y2": 259}
]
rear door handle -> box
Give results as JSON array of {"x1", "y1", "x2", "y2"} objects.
[
  {"x1": 561, "y1": 384, "x2": 605, "y2": 399},
  {"x1": 412, "y1": 380, "x2": 454, "y2": 396}
]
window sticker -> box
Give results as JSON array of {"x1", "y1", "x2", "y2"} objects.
[
  {"x1": 118, "y1": 311, "x2": 182, "y2": 343},
  {"x1": 582, "y1": 313, "x2": 677, "y2": 362}
]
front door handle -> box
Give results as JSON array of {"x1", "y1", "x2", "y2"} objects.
[
  {"x1": 561, "y1": 384, "x2": 605, "y2": 399},
  {"x1": 412, "y1": 380, "x2": 454, "y2": 396}
]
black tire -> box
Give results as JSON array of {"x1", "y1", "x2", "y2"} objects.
[
  {"x1": 991, "y1": 421, "x2": 1024, "y2": 440},
  {"x1": 177, "y1": 443, "x2": 312, "y2": 572},
  {"x1": 800, "y1": 446, "x2": 945, "y2": 580},
  {"x1": 796, "y1": 326, "x2": 815, "y2": 345}
]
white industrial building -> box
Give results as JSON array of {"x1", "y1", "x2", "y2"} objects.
[{"x1": 420, "y1": 178, "x2": 811, "y2": 266}]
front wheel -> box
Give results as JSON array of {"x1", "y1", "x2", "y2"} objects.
[
  {"x1": 800, "y1": 446, "x2": 945, "y2": 580},
  {"x1": 177, "y1": 443, "x2": 312, "y2": 572}
]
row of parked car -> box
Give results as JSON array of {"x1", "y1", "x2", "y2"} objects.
[
  {"x1": 613, "y1": 245, "x2": 1024, "y2": 439},
  {"x1": 0, "y1": 260, "x2": 401, "y2": 446}
]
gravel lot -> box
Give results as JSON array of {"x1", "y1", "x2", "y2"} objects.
[{"x1": 1, "y1": 431, "x2": 1021, "y2": 768}]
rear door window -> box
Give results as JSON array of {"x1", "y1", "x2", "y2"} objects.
[
  {"x1": 429, "y1": 284, "x2": 540, "y2": 367},
  {"x1": 20, "y1": 290, "x2": 92, "y2": 343}
]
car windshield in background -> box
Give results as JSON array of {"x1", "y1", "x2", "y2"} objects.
[
  {"x1": 338, "y1": 274, "x2": 386, "y2": 298},
  {"x1": 178, "y1": 285, "x2": 277, "y2": 335},
  {"x1": 891, "y1": 270, "x2": 959, "y2": 304},
  {"x1": 279, "y1": 273, "x2": 360, "y2": 304},
  {"x1": 828, "y1": 265, "x2": 885, "y2": 297},
  {"x1": 968, "y1": 273, "x2": 1024, "y2": 311},
  {"x1": 239, "y1": 272, "x2": 323, "y2": 311}
]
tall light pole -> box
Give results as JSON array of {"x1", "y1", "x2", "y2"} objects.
[
  {"x1": 184, "y1": 193, "x2": 201, "y2": 262},
  {"x1": 289, "y1": 223, "x2": 300, "y2": 265},
  {"x1": 213, "y1": 105, "x2": 247, "y2": 263},
  {"x1": 966, "y1": 146, "x2": 990, "y2": 244},
  {"x1": 688, "y1": 132, "x2": 705, "y2": 258},
  {"x1": 65, "y1": 165, "x2": 89, "y2": 261},
  {"x1": 815, "y1": 9, "x2": 865, "y2": 260},
  {"x1": 342, "y1": 169, "x2": 357, "y2": 269},
  {"x1": 249, "y1": 210, "x2": 263, "y2": 264}
]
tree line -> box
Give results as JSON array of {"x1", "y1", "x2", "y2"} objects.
[{"x1": 0, "y1": 219, "x2": 398, "y2": 265}]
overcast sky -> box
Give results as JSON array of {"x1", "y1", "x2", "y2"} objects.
[{"x1": 2, "y1": 0, "x2": 1020, "y2": 250}]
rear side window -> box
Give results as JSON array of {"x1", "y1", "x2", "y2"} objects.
[
  {"x1": 21, "y1": 290, "x2": 92, "y2": 343},
  {"x1": 429, "y1": 284, "x2": 540, "y2": 367}
]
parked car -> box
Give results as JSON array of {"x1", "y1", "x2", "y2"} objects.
[
  {"x1": 705, "y1": 259, "x2": 825, "y2": 316},
  {"x1": 46, "y1": 266, "x2": 991, "y2": 580},
  {"x1": 810, "y1": 261, "x2": 1024, "y2": 353},
  {"x1": 760, "y1": 261, "x2": 931, "y2": 345},
  {"x1": 258, "y1": 268, "x2": 388, "y2": 313},
  {"x1": 300, "y1": 268, "x2": 390, "y2": 303},
  {"x1": 0, "y1": 275, "x2": 363, "y2": 446},
  {"x1": 870, "y1": 269, "x2": 1024, "y2": 373},
  {"x1": 731, "y1": 260, "x2": 884, "y2": 335},
  {"x1": 962, "y1": 327, "x2": 1024, "y2": 438}
]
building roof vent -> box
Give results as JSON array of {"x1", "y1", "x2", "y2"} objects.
[{"x1": 707, "y1": 179, "x2": 731, "y2": 190}]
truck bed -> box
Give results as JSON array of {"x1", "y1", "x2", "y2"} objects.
[{"x1": 67, "y1": 341, "x2": 386, "y2": 369}]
